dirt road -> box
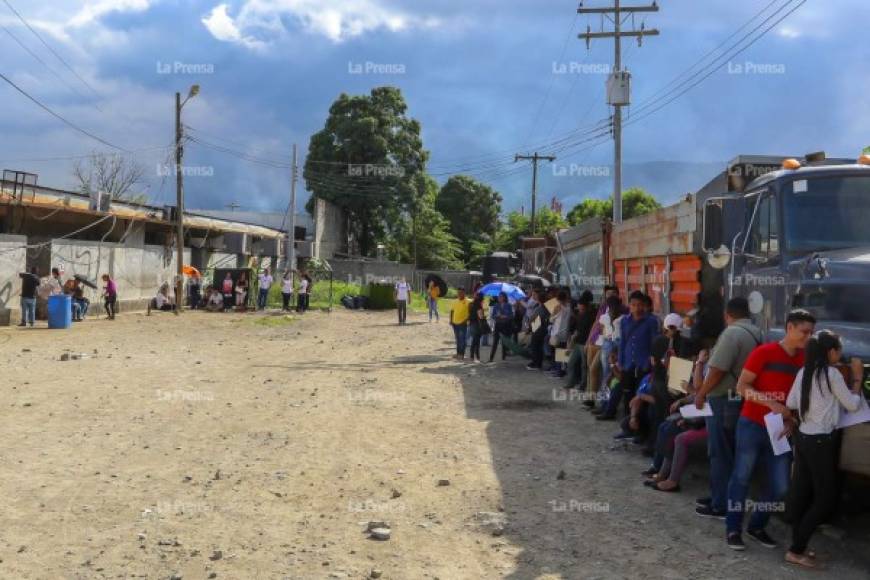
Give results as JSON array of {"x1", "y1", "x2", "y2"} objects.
[{"x1": 1, "y1": 308, "x2": 867, "y2": 579}]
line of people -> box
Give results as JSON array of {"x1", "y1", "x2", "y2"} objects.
[
  {"x1": 446, "y1": 284, "x2": 866, "y2": 569},
  {"x1": 194, "y1": 268, "x2": 313, "y2": 313}
]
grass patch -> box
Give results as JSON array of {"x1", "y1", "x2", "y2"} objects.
[
  {"x1": 263, "y1": 278, "x2": 460, "y2": 316},
  {"x1": 253, "y1": 314, "x2": 298, "y2": 327}
]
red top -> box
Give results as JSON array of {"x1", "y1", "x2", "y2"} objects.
[{"x1": 741, "y1": 342, "x2": 805, "y2": 426}]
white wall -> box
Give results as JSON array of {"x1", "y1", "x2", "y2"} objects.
[
  {"x1": 51, "y1": 240, "x2": 190, "y2": 302},
  {"x1": 0, "y1": 235, "x2": 27, "y2": 322}
]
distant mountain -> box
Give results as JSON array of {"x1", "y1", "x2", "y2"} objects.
[
  {"x1": 500, "y1": 160, "x2": 727, "y2": 212},
  {"x1": 554, "y1": 160, "x2": 726, "y2": 209}
]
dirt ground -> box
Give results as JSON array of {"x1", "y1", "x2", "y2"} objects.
[{"x1": 1, "y1": 307, "x2": 868, "y2": 580}]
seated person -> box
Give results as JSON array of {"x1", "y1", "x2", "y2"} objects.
[
  {"x1": 206, "y1": 288, "x2": 224, "y2": 312},
  {"x1": 63, "y1": 278, "x2": 90, "y2": 321},
  {"x1": 147, "y1": 284, "x2": 176, "y2": 314},
  {"x1": 643, "y1": 349, "x2": 709, "y2": 492}
]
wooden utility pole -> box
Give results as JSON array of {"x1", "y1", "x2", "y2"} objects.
[
  {"x1": 578, "y1": 1, "x2": 659, "y2": 224},
  {"x1": 514, "y1": 152, "x2": 556, "y2": 235},
  {"x1": 174, "y1": 85, "x2": 198, "y2": 311},
  {"x1": 287, "y1": 144, "x2": 298, "y2": 275},
  {"x1": 174, "y1": 91, "x2": 184, "y2": 312}
]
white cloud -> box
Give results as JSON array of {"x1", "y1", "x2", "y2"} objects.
[
  {"x1": 202, "y1": 4, "x2": 266, "y2": 50},
  {"x1": 777, "y1": 26, "x2": 801, "y2": 39},
  {"x1": 202, "y1": 0, "x2": 440, "y2": 47},
  {"x1": 67, "y1": 0, "x2": 154, "y2": 28}
]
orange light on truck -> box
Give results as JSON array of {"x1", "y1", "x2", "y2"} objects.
[
  {"x1": 782, "y1": 158, "x2": 801, "y2": 170},
  {"x1": 858, "y1": 154, "x2": 870, "y2": 166}
]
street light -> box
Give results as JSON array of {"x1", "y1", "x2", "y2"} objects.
[{"x1": 175, "y1": 85, "x2": 199, "y2": 313}]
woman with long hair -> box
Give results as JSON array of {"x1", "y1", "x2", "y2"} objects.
[
  {"x1": 235, "y1": 272, "x2": 248, "y2": 311},
  {"x1": 281, "y1": 271, "x2": 294, "y2": 312},
  {"x1": 468, "y1": 293, "x2": 488, "y2": 363},
  {"x1": 785, "y1": 331, "x2": 864, "y2": 569},
  {"x1": 101, "y1": 274, "x2": 117, "y2": 319}
]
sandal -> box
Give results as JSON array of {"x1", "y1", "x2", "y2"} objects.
[
  {"x1": 651, "y1": 482, "x2": 681, "y2": 493},
  {"x1": 785, "y1": 551, "x2": 817, "y2": 569}
]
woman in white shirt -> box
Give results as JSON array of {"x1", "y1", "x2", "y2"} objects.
[
  {"x1": 784, "y1": 330, "x2": 864, "y2": 569},
  {"x1": 281, "y1": 271, "x2": 294, "y2": 312}
]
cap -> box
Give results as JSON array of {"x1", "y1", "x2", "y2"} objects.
[{"x1": 663, "y1": 313, "x2": 683, "y2": 329}]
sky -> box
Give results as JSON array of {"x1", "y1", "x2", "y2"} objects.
[{"x1": 0, "y1": 0, "x2": 868, "y2": 215}]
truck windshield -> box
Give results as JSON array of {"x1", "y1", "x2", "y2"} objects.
[{"x1": 784, "y1": 175, "x2": 870, "y2": 252}]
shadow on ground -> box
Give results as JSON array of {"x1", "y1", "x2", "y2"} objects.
[{"x1": 421, "y1": 343, "x2": 870, "y2": 580}]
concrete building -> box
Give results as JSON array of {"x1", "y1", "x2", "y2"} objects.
[{"x1": 0, "y1": 176, "x2": 284, "y2": 325}]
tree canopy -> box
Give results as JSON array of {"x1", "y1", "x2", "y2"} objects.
[
  {"x1": 494, "y1": 207, "x2": 567, "y2": 252},
  {"x1": 436, "y1": 175, "x2": 502, "y2": 268},
  {"x1": 303, "y1": 87, "x2": 428, "y2": 256},
  {"x1": 566, "y1": 187, "x2": 661, "y2": 225}
]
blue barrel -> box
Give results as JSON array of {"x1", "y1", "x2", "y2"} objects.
[{"x1": 47, "y1": 294, "x2": 73, "y2": 329}]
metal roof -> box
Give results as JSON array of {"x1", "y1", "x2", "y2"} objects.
[{"x1": 0, "y1": 180, "x2": 285, "y2": 239}]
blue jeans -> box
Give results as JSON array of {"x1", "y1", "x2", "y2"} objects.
[
  {"x1": 706, "y1": 395, "x2": 743, "y2": 512},
  {"x1": 20, "y1": 297, "x2": 36, "y2": 325},
  {"x1": 726, "y1": 416, "x2": 792, "y2": 534},
  {"x1": 258, "y1": 288, "x2": 269, "y2": 309},
  {"x1": 452, "y1": 323, "x2": 467, "y2": 356},
  {"x1": 428, "y1": 297, "x2": 439, "y2": 321}
]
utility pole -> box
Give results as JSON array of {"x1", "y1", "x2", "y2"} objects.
[
  {"x1": 287, "y1": 143, "x2": 298, "y2": 276},
  {"x1": 514, "y1": 152, "x2": 556, "y2": 235},
  {"x1": 578, "y1": 1, "x2": 659, "y2": 224},
  {"x1": 174, "y1": 92, "x2": 184, "y2": 312},
  {"x1": 174, "y1": 85, "x2": 199, "y2": 312}
]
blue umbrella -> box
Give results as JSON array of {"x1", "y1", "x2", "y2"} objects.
[{"x1": 478, "y1": 282, "x2": 526, "y2": 301}]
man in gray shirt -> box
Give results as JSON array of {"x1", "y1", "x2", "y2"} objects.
[{"x1": 694, "y1": 297, "x2": 763, "y2": 518}]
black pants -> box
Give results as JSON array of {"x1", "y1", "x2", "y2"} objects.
[
  {"x1": 470, "y1": 326, "x2": 483, "y2": 360},
  {"x1": 787, "y1": 431, "x2": 839, "y2": 554},
  {"x1": 529, "y1": 327, "x2": 548, "y2": 368},
  {"x1": 605, "y1": 369, "x2": 642, "y2": 418},
  {"x1": 297, "y1": 293, "x2": 309, "y2": 312},
  {"x1": 489, "y1": 323, "x2": 511, "y2": 361},
  {"x1": 282, "y1": 292, "x2": 292, "y2": 311},
  {"x1": 104, "y1": 296, "x2": 117, "y2": 319},
  {"x1": 397, "y1": 300, "x2": 407, "y2": 324}
]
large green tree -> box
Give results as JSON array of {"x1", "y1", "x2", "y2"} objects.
[
  {"x1": 385, "y1": 174, "x2": 463, "y2": 270},
  {"x1": 435, "y1": 175, "x2": 502, "y2": 268},
  {"x1": 494, "y1": 207, "x2": 568, "y2": 252},
  {"x1": 566, "y1": 187, "x2": 661, "y2": 225},
  {"x1": 304, "y1": 87, "x2": 428, "y2": 256}
]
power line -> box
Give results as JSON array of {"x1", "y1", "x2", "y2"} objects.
[
  {"x1": 520, "y1": 12, "x2": 579, "y2": 146},
  {"x1": 0, "y1": 69, "x2": 130, "y2": 152},
  {"x1": 1, "y1": 0, "x2": 103, "y2": 105},
  {"x1": 625, "y1": 0, "x2": 806, "y2": 126},
  {"x1": 0, "y1": 22, "x2": 97, "y2": 108}
]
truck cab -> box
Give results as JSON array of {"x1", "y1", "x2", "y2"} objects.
[{"x1": 704, "y1": 154, "x2": 870, "y2": 475}]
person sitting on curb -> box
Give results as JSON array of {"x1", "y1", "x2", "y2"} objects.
[{"x1": 147, "y1": 283, "x2": 176, "y2": 315}]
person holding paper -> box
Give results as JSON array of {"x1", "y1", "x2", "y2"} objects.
[
  {"x1": 584, "y1": 286, "x2": 624, "y2": 407},
  {"x1": 784, "y1": 331, "x2": 863, "y2": 569},
  {"x1": 694, "y1": 297, "x2": 763, "y2": 519},
  {"x1": 725, "y1": 309, "x2": 815, "y2": 552},
  {"x1": 525, "y1": 288, "x2": 551, "y2": 371}
]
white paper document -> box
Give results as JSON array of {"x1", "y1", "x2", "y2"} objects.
[
  {"x1": 763, "y1": 412, "x2": 792, "y2": 456},
  {"x1": 679, "y1": 402, "x2": 713, "y2": 419},
  {"x1": 667, "y1": 357, "x2": 694, "y2": 394},
  {"x1": 838, "y1": 396, "x2": 870, "y2": 429}
]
